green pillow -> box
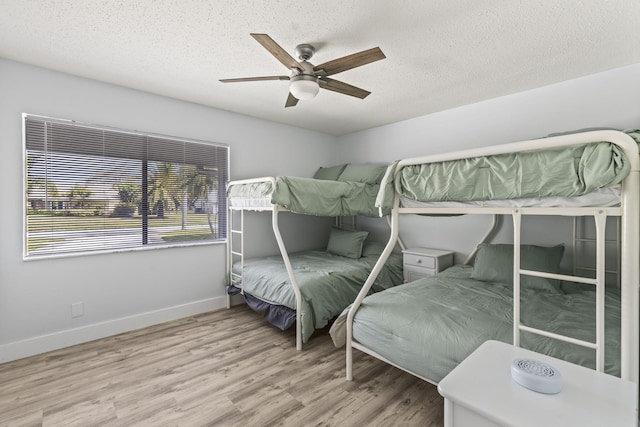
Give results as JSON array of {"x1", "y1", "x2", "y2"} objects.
[
  {"x1": 361, "y1": 241, "x2": 386, "y2": 257},
  {"x1": 337, "y1": 163, "x2": 387, "y2": 184},
  {"x1": 471, "y1": 243, "x2": 565, "y2": 291},
  {"x1": 313, "y1": 164, "x2": 348, "y2": 180},
  {"x1": 326, "y1": 227, "x2": 369, "y2": 259}
]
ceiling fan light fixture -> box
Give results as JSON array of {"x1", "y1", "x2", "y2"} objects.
[
  {"x1": 221, "y1": 34, "x2": 385, "y2": 107},
  {"x1": 289, "y1": 74, "x2": 319, "y2": 100}
]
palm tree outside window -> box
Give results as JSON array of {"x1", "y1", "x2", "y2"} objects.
[{"x1": 23, "y1": 114, "x2": 229, "y2": 259}]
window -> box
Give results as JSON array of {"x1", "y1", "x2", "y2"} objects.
[{"x1": 24, "y1": 114, "x2": 228, "y2": 259}]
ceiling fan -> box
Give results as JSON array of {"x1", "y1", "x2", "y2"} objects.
[{"x1": 220, "y1": 33, "x2": 386, "y2": 107}]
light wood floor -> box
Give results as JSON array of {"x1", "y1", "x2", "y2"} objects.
[{"x1": 0, "y1": 305, "x2": 443, "y2": 426}]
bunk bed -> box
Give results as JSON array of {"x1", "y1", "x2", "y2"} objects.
[
  {"x1": 329, "y1": 129, "x2": 640, "y2": 388},
  {"x1": 226, "y1": 163, "x2": 403, "y2": 350}
]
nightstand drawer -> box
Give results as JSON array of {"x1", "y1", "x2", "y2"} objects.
[
  {"x1": 403, "y1": 253, "x2": 436, "y2": 269},
  {"x1": 402, "y1": 248, "x2": 454, "y2": 283},
  {"x1": 404, "y1": 265, "x2": 436, "y2": 282}
]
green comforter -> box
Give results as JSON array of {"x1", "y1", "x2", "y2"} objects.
[
  {"x1": 271, "y1": 177, "x2": 391, "y2": 217},
  {"x1": 238, "y1": 246, "x2": 403, "y2": 343},
  {"x1": 330, "y1": 265, "x2": 621, "y2": 383},
  {"x1": 396, "y1": 130, "x2": 640, "y2": 202}
]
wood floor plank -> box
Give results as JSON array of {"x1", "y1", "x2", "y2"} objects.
[
  {"x1": 43, "y1": 400, "x2": 117, "y2": 427},
  {"x1": 0, "y1": 305, "x2": 443, "y2": 426},
  {"x1": 0, "y1": 409, "x2": 43, "y2": 427}
]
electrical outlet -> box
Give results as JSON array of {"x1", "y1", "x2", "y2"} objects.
[{"x1": 71, "y1": 301, "x2": 84, "y2": 318}]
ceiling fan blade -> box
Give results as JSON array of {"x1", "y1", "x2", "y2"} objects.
[
  {"x1": 319, "y1": 78, "x2": 370, "y2": 99},
  {"x1": 285, "y1": 92, "x2": 299, "y2": 108},
  {"x1": 314, "y1": 47, "x2": 385, "y2": 76},
  {"x1": 251, "y1": 33, "x2": 304, "y2": 72},
  {"x1": 219, "y1": 76, "x2": 289, "y2": 83}
]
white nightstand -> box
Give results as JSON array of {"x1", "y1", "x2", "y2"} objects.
[
  {"x1": 402, "y1": 247, "x2": 453, "y2": 282},
  {"x1": 437, "y1": 340, "x2": 638, "y2": 427}
]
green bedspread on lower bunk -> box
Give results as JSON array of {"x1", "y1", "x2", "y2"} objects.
[
  {"x1": 330, "y1": 265, "x2": 621, "y2": 383},
  {"x1": 396, "y1": 130, "x2": 640, "y2": 203},
  {"x1": 238, "y1": 246, "x2": 403, "y2": 343}
]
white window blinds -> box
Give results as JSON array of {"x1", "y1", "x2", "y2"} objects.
[{"x1": 24, "y1": 114, "x2": 228, "y2": 258}]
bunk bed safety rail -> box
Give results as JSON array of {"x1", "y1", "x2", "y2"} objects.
[
  {"x1": 394, "y1": 130, "x2": 639, "y2": 171},
  {"x1": 227, "y1": 176, "x2": 278, "y2": 212},
  {"x1": 227, "y1": 176, "x2": 277, "y2": 189}
]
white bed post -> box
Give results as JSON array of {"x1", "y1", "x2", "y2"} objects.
[
  {"x1": 620, "y1": 169, "x2": 639, "y2": 384},
  {"x1": 611, "y1": 132, "x2": 640, "y2": 385},
  {"x1": 271, "y1": 206, "x2": 304, "y2": 350},
  {"x1": 512, "y1": 209, "x2": 522, "y2": 348},
  {"x1": 386, "y1": 215, "x2": 406, "y2": 251},
  {"x1": 226, "y1": 205, "x2": 232, "y2": 310},
  {"x1": 346, "y1": 193, "x2": 401, "y2": 380},
  {"x1": 594, "y1": 211, "x2": 607, "y2": 372}
]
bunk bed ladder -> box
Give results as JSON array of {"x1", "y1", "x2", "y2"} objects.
[
  {"x1": 512, "y1": 209, "x2": 607, "y2": 373},
  {"x1": 227, "y1": 208, "x2": 244, "y2": 309}
]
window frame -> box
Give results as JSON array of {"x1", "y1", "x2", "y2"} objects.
[{"x1": 22, "y1": 113, "x2": 229, "y2": 260}]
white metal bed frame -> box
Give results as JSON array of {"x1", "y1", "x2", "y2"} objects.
[
  {"x1": 344, "y1": 130, "x2": 640, "y2": 387},
  {"x1": 226, "y1": 176, "x2": 400, "y2": 351},
  {"x1": 226, "y1": 176, "x2": 306, "y2": 349}
]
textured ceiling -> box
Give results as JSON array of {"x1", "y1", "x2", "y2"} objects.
[{"x1": 1, "y1": 1, "x2": 639, "y2": 135}]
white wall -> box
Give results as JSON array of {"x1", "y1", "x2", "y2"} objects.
[
  {"x1": 0, "y1": 59, "x2": 337, "y2": 362},
  {"x1": 3, "y1": 58, "x2": 638, "y2": 362},
  {"x1": 336, "y1": 64, "x2": 640, "y2": 268}
]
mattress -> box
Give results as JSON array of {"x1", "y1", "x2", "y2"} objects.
[
  {"x1": 231, "y1": 185, "x2": 622, "y2": 210},
  {"x1": 330, "y1": 265, "x2": 621, "y2": 383},
  {"x1": 400, "y1": 185, "x2": 621, "y2": 209},
  {"x1": 228, "y1": 175, "x2": 393, "y2": 216},
  {"x1": 235, "y1": 244, "x2": 404, "y2": 343}
]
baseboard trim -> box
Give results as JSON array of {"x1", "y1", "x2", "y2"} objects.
[{"x1": 0, "y1": 297, "x2": 227, "y2": 363}]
